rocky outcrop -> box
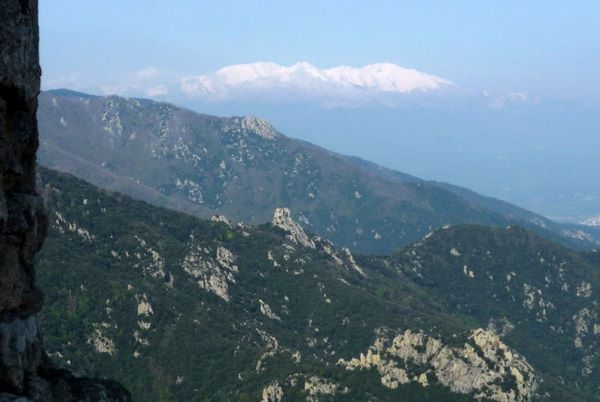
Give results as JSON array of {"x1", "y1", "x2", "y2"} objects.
[
  {"x1": 0, "y1": 2, "x2": 129, "y2": 400},
  {"x1": 338, "y1": 328, "x2": 538, "y2": 402},
  {"x1": 272, "y1": 208, "x2": 315, "y2": 249},
  {"x1": 261, "y1": 382, "x2": 283, "y2": 402},
  {"x1": 222, "y1": 116, "x2": 278, "y2": 139},
  {"x1": 210, "y1": 214, "x2": 231, "y2": 226},
  {"x1": 303, "y1": 376, "x2": 347, "y2": 402},
  {"x1": 182, "y1": 240, "x2": 239, "y2": 302}
]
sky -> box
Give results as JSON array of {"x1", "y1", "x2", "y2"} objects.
[
  {"x1": 39, "y1": 1, "x2": 600, "y2": 221},
  {"x1": 40, "y1": 0, "x2": 600, "y2": 106}
]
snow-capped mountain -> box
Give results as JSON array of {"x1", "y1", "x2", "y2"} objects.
[
  {"x1": 582, "y1": 215, "x2": 600, "y2": 226},
  {"x1": 180, "y1": 62, "x2": 453, "y2": 102}
]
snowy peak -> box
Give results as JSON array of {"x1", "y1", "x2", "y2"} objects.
[
  {"x1": 582, "y1": 215, "x2": 600, "y2": 226},
  {"x1": 322, "y1": 62, "x2": 452, "y2": 92},
  {"x1": 180, "y1": 61, "x2": 452, "y2": 102}
]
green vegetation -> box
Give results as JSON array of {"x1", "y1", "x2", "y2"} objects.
[
  {"x1": 379, "y1": 224, "x2": 600, "y2": 399},
  {"x1": 36, "y1": 168, "x2": 600, "y2": 401}
]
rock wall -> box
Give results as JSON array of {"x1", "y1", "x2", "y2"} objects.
[{"x1": 0, "y1": 1, "x2": 129, "y2": 400}]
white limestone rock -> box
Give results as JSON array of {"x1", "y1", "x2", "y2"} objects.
[
  {"x1": 338, "y1": 328, "x2": 538, "y2": 402},
  {"x1": 573, "y1": 308, "x2": 598, "y2": 349},
  {"x1": 304, "y1": 376, "x2": 348, "y2": 402},
  {"x1": 87, "y1": 327, "x2": 116, "y2": 355},
  {"x1": 241, "y1": 116, "x2": 278, "y2": 139},
  {"x1": 255, "y1": 329, "x2": 280, "y2": 372},
  {"x1": 450, "y1": 248, "x2": 461, "y2": 257},
  {"x1": 267, "y1": 250, "x2": 280, "y2": 267},
  {"x1": 222, "y1": 116, "x2": 278, "y2": 139},
  {"x1": 182, "y1": 240, "x2": 239, "y2": 302},
  {"x1": 272, "y1": 208, "x2": 315, "y2": 249},
  {"x1": 133, "y1": 235, "x2": 170, "y2": 285},
  {"x1": 576, "y1": 281, "x2": 593, "y2": 298},
  {"x1": 210, "y1": 214, "x2": 232, "y2": 226},
  {"x1": 317, "y1": 238, "x2": 343, "y2": 266},
  {"x1": 342, "y1": 247, "x2": 367, "y2": 277},
  {"x1": 261, "y1": 382, "x2": 284, "y2": 402},
  {"x1": 259, "y1": 299, "x2": 281, "y2": 321},
  {"x1": 54, "y1": 211, "x2": 96, "y2": 242},
  {"x1": 136, "y1": 293, "x2": 153, "y2": 317}
]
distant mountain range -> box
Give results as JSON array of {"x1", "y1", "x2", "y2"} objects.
[
  {"x1": 179, "y1": 62, "x2": 453, "y2": 104},
  {"x1": 38, "y1": 167, "x2": 600, "y2": 401},
  {"x1": 583, "y1": 216, "x2": 600, "y2": 227},
  {"x1": 68, "y1": 60, "x2": 600, "y2": 222},
  {"x1": 37, "y1": 89, "x2": 600, "y2": 254},
  {"x1": 184, "y1": 88, "x2": 600, "y2": 223}
]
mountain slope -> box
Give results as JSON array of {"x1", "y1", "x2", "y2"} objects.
[
  {"x1": 36, "y1": 167, "x2": 599, "y2": 401},
  {"x1": 374, "y1": 225, "x2": 600, "y2": 399},
  {"x1": 36, "y1": 168, "x2": 477, "y2": 401},
  {"x1": 37, "y1": 89, "x2": 600, "y2": 254}
]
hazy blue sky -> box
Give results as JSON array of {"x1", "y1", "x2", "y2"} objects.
[
  {"x1": 38, "y1": 1, "x2": 600, "y2": 221},
  {"x1": 40, "y1": 0, "x2": 600, "y2": 106}
]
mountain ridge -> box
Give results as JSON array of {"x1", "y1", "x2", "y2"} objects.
[
  {"x1": 179, "y1": 61, "x2": 454, "y2": 102},
  {"x1": 36, "y1": 166, "x2": 600, "y2": 401},
  {"x1": 37, "y1": 89, "x2": 600, "y2": 254}
]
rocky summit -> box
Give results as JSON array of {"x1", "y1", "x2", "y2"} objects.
[{"x1": 0, "y1": 2, "x2": 129, "y2": 400}]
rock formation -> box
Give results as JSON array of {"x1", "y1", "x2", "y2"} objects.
[
  {"x1": 260, "y1": 382, "x2": 283, "y2": 402},
  {"x1": 0, "y1": 1, "x2": 129, "y2": 400},
  {"x1": 338, "y1": 328, "x2": 538, "y2": 402},
  {"x1": 272, "y1": 208, "x2": 315, "y2": 249}
]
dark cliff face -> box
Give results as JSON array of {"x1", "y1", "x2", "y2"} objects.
[
  {"x1": 0, "y1": 0, "x2": 44, "y2": 319},
  {"x1": 0, "y1": 1, "x2": 47, "y2": 396},
  {"x1": 0, "y1": 1, "x2": 129, "y2": 400}
]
